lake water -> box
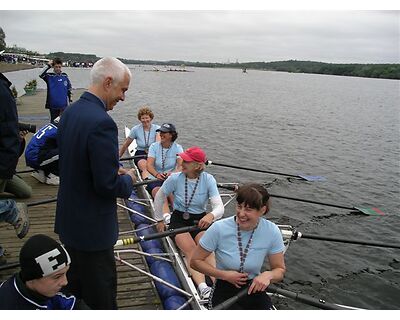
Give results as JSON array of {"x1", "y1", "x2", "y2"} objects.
[{"x1": 5, "y1": 66, "x2": 400, "y2": 309}]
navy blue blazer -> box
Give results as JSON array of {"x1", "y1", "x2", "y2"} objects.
[{"x1": 55, "y1": 91, "x2": 133, "y2": 251}]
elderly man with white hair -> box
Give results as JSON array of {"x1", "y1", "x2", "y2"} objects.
[{"x1": 54, "y1": 57, "x2": 136, "y2": 309}]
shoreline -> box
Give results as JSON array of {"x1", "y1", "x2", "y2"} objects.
[{"x1": 0, "y1": 62, "x2": 37, "y2": 73}]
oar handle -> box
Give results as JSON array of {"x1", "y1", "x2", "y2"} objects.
[
  {"x1": 212, "y1": 286, "x2": 249, "y2": 310},
  {"x1": 120, "y1": 155, "x2": 147, "y2": 161},
  {"x1": 115, "y1": 225, "x2": 205, "y2": 247},
  {"x1": 297, "y1": 232, "x2": 400, "y2": 249}
]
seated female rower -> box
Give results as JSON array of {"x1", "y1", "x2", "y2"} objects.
[
  {"x1": 154, "y1": 146, "x2": 224, "y2": 299},
  {"x1": 190, "y1": 183, "x2": 286, "y2": 309},
  {"x1": 119, "y1": 106, "x2": 160, "y2": 179},
  {"x1": 146, "y1": 123, "x2": 183, "y2": 216}
]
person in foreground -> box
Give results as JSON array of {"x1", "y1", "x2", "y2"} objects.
[
  {"x1": 119, "y1": 106, "x2": 160, "y2": 179},
  {"x1": 0, "y1": 234, "x2": 88, "y2": 310},
  {"x1": 190, "y1": 183, "x2": 286, "y2": 309},
  {"x1": 154, "y1": 146, "x2": 224, "y2": 299},
  {"x1": 55, "y1": 57, "x2": 135, "y2": 309}
]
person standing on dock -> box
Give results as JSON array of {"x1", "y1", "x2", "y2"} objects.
[
  {"x1": 0, "y1": 73, "x2": 32, "y2": 199},
  {"x1": 39, "y1": 58, "x2": 72, "y2": 122},
  {"x1": 55, "y1": 57, "x2": 136, "y2": 310}
]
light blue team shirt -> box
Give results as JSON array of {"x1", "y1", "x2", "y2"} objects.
[
  {"x1": 161, "y1": 172, "x2": 220, "y2": 214},
  {"x1": 147, "y1": 141, "x2": 183, "y2": 176},
  {"x1": 199, "y1": 216, "x2": 285, "y2": 279},
  {"x1": 128, "y1": 123, "x2": 160, "y2": 151}
]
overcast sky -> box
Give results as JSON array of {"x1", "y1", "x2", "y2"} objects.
[{"x1": 0, "y1": 10, "x2": 398, "y2": 63}]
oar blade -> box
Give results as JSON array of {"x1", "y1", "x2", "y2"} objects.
[
  {"x1": 354, "y1": 207, "x2": 385, "y2": 216},
  {"x1": 298, "y1": 175, "x2": 327, "y2": 182}
]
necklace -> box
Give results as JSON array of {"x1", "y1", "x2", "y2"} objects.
[
  {"x1": 161, "y1": 143, "x2": 171, "y2": 172},
  {"x1": 143, "y1": 125, "x2": 151, "y2": 152},
  {"x1": 236, "y1": 220, "x2": 257, "y2": 273},
  {"x1": 183, "y1": 175, "x2": 200, "y2": 220}
]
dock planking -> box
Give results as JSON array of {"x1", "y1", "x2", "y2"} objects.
[{"x1": 0, "y1": 89, "x2": 162, "y2": 310}]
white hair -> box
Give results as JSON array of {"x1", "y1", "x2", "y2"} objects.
[{"x1": 90, "y1": 57, "x2": 131, "y2": 85}]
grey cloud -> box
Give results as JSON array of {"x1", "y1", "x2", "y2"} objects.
[{"x1": 0, "y1": 10, "x2": 398, "y2": 63}]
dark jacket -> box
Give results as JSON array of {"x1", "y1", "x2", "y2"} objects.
[
  {"x1": 55, "y1": 91, "x2": 133, "y2": 251},
  {"x1": 0, "y1": 73, "x2": 20, "y2": 179},
  {"x1": 0, "y1": 273, "x2": 87, "y2": 310}
]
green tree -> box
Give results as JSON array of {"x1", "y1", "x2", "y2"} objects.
[{"x1": 0, "y1": 27, "x2": 6, "y2": 51}]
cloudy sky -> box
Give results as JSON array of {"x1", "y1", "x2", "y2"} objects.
[{"x1": 0, "y1": 10, "x2": 399, "y2": 63}]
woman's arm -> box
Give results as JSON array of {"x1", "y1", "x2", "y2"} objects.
[
  {"x1": 119, "y1": 137, "x2": 133, "y2": 158},
  {"x1": 198, "y1": 195, "x2": 224, "y2": 229},
  {"x1": 191, "y1": 245, "x2": 248, "y2": 288},
  {"x1": 248, "y1": 252, "x2": 286, "y2": 294},
  {"x1": 174, "y1": 157, "x2": 183, "y2": 173},
  {"x1": 146, "y1": 156, "x2": 164, "y2": 179}
]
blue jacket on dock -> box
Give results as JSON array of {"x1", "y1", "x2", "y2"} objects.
[
  {"x1": 55, "y1": 91, "x2": 134, "y2": 251},
  {"x1": 39, "y1": 65, "x2": 72, "y2": 109}
]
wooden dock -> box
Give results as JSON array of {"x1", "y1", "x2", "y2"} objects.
[{"x1": 0, "y1": 89, "x2": 162, "y2": 309}]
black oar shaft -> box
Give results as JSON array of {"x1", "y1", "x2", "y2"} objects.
[
  {"x1": 27, "y1": 197, "x2": 58, "y2": 207},
  {"x1": 138, "y1": 225, "x2": 202, "y2": 242},
  {"x1": 0, "y1": 262, "x2": 20, "y2": 272},
  {"x1": 120, "y1": 155, "x2": 147, "y2": 161},
  {"x1": 116, "y1": 225, "x2": 204, "y2": 246},
  {"x1": 16, "y1": 169, "x2": 35, "y2": 174},
  {"x1": 213, "y1": 287, "x2": 248, "y2": 310},
  {"x1": 267, "y1": 286, "x2": 347, "y2": 310},
  {"x1": 270, "y1": 194, "x2": 354, "y2": 210},
  {"x1": 25, "y1": 179, "x2": 160, "y2": 208},
  {"x1": 209, "y1": 161, "x2": 301, "y2": 179},
  {"x1": 299, "y1": 233, "x2": 400, "y2": 249},
  {"x1": 217, "y1": 184, "x2": 355, "y2": 211}
]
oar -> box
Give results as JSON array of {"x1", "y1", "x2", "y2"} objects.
[
  {"x1": 120, "y1": 155, "x2": 149, "y2": 161},
  {"x1": 25, "y1": 179, "x2": 161, "y2": 208},
  {"x1": 0, "y1": 262, "x2": 20, "y2": 272},
  {"x1": 27, "y1": 197, "x2": 58, "y2": 207},
  {"x1": 115, "y1": 225, "x2": 204, "y2": 247},
  {"x1": 207, "y1": 161, "x2": 326, "y2": 181},
  {"x1": 293, "y1": 231, "x2": 400, "y2": 249},
  {"x1": 212, "y1": 286, "x2": 249, "y2": 310},
  {"x1": 16, "y1": 169, "x2": 35, "y2": 174},
  {"x1": 212, "y1": 285, "x2": 358, "y2": 310},
  {"x1": 216, "y1": 183, "x2": 385, "y2": 216},
  {"x1": 266, "y1": 286, "x2": 360, "y2": 310},
  {"x1": 17, "y1": 155, "x2": 144, "y2": 173}
]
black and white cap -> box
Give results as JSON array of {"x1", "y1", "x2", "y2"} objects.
[{"x1": 19, "y1": 234, "x2": 71, "y2": 282}]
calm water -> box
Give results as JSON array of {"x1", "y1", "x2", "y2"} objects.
[{"x1": 6, "y1": 66, "x2": 400, "y2": 309}]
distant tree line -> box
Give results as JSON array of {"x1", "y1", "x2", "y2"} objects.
[
  {"x1": 121, "y1": 58, "x2": 400, "y2": 80},
  {"x1": 46, "y1": 52, "x2": 100, "y2": 63}
]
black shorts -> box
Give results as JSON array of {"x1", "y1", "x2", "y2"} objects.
[
  {"x1": 133, "y1": 150, "x2": 147, "y2": 167},
  {"x1": 145, "y1": 180, "x2": 164, "y2": 194},
  {"x1": 169, "y1": 210, "x2": 206, "y2": 240},
  {"x1": 210, "y1": 279, "x2": 273, "y2": 310}
]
